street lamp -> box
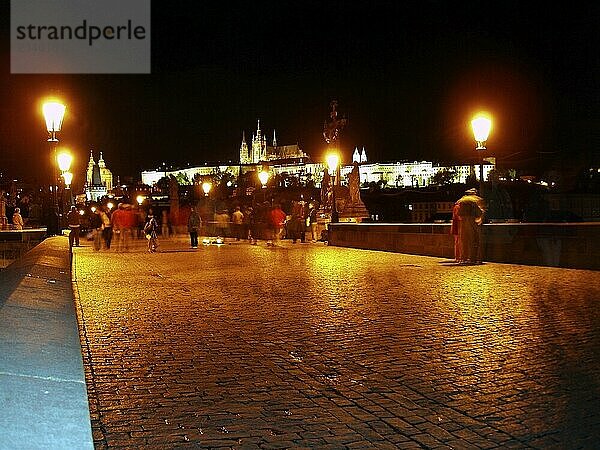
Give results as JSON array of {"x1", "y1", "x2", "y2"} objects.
[
  {"x1": 471, "y1": 113, "x2": 492, "y2": 196},
  {"x1": 42, "y1": 99, "x2": 66, "y2": 236},
  {"x1": 326, "y1": 152, "x2": 340, "y2": 223}
]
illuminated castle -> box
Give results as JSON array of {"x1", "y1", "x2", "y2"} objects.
[{"x1": 239, "y1": 120, "x2": 308, "y2": 164}]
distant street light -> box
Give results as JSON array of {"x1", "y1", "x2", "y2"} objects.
[
  {"x1": 136, "y1": 195, "x2": 145, "y2": 206},
  {"x1": 326, "y1": 152, "x2": 340, "y2": 223},
  {"x1": 42, "y1": 99, "x2": 66, "y2": 236},
  {"x1": 202, "y1": 181, "x2": 212, "y2": 196},
  {"x1": 471, "y1": 113, "x2": 492, "y2": 196}
]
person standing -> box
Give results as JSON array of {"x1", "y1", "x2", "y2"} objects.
[
  {"x1": 187, "y1": 206, "x2": 202, "y2": 248},
  {"x1": 144, "y1": 209, "x2": 159, "y2": 253},
  {"x1": 66, "y1": 206, "x2": 81, "y2": 247},
  {"x1": 456, "y1": 188, "x2": 485, "y2": 264},
  {"x1": 231, "y1": 206, "x2": 244, "y2": 241},
  {"x1": 12, "y1": 207, "x2": 24, "y2": 230}
]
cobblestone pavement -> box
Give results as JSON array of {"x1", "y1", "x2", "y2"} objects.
[{"x1": 72, "y1": 236, "x2": 600, "y2": 449}]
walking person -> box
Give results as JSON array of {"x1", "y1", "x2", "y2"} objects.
[
  {"x1": 144, "y1": 209, "x2": 159, "y2": 253},
  {"x1": 187, "y1": 206, "x2": 202, "y2": 249},
  {"x1": 66, "y1": 205, "x2": 81, "y2": 247},
  {"x1": 456, "y1": 188, "x2": 485, "y2": 264},
  {"x1": 12, "y1": 207, "x2": 24, "y2": 230}
]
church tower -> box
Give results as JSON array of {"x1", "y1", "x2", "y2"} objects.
[
  {"x1": 86, "y1": 150, "x2": 95, "y2": 186},
  {"x1": 361, "y1": 147, "x2": 367, "y2": 163},
  {"x1": 239, "y1": 131, "x2": 249, "y2": 164},
  {"x1": 251, "y1": 119, "x2": 266, "y2": 163}
]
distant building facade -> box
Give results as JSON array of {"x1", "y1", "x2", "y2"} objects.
[{"x1": 141, "y1": 120, "x2": 494, "y2": 188}]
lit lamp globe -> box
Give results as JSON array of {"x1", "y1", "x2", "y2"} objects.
[
  {"x1": 471, "y1": 115, "x2": 492, "y2": 150},
  {"x1": 56, "y1": 150, "x2": 73, "y2": 172},
  {"x1": 258, "y1": 170, "x2": 270, "y2": 188},
  {"x1": 107, "y1": 202, "x2": 114, "y2": 210},
  {"x1": 202, "y1": 182, "x2": 212, "y2": 196},
  {"x1": 326, "y1": 153, "x2": 339, "y2": 175},
  {"x1": 136, "y1": 195, "x2": 145, "y2": 206},
  {"x1": 42, "y1": 101, "x2": 66, "y2": 142}
]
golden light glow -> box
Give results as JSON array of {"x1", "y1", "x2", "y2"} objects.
[
  {"x1": 91, "y1": 206, "x2": 97, "y2": 213},
  {"x1": 56, "y1": 150, "x2": 73, "y2": 172},
  {"x1": 62, "y1": 171, "x2": 73, "y2": 187},
  {"x1": 79, "y1": 209, "x2": 85, "y2": 215},
  {"x1": 471, "y1": 113, "x2": 492, "y2": 146},
  {"x1": 202, "y1": 181, "x2": 212, "y2": 195},
  {"x1": 136, "y1": 195, "x2": 145, "y2": 205},
  {"x1": 258, "y1": 170, "x2": 270, "y2": 187},
  {"x1": 107, "y1": 202, "x2": 114, "y2": 210},
  {"x1": 42, "y1": 101, "x2": 66, "y2": 133},
  {"x1": 326, "y1": 153, "x2": 340, "y2": 173}
]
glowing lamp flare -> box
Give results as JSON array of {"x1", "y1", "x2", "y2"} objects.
[
  {"x1": 202, "y1": 182, "x2": 212, "y2": 195},
  {"x1": 136, "y1": 195, "x2": 145, "y2": 205},
  {"x1": 42, "y1": 101, "x2": 66, "y2": 134},
  {"x1": 56, "y1": 150, "x2": 73, "y2": 172},
  {"x1": 471, "y1": 115, "x2": 492, "y2": 150},
  {"x1": 326, "y1": 153, "x2": 340, "y2": 173},
  {"x1": 258, "y1": 171, "x2": 270, "y2": 187}
]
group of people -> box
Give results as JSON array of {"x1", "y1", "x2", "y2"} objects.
[
  {"x1": 185, "y1": 201, "x2": 322, "y2": 248},
  {"x1": 451, "y1": 188, "x2": 486, "y2": 264}
]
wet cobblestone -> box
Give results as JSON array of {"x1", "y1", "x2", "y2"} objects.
[{"x1": 72, "y1": 237, "x2": 600, "y2": 449}]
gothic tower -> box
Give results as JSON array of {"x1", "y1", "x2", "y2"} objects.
[{"x1": 239, "y1": 131, "x2": 249, "y2": 164}]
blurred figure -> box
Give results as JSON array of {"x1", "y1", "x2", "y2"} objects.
[
  {"x1": 90, "y1": 208, "x2": 103, "y2": 251},
  {"x1": 100, "y1": 206, "x2": 112, "y2": 250},
  {"x1": 66, "y1": 206, "x2": 81, "y2": 247},
  {"x1": 121, "y1": 204, "x2": 136, "y2": 251},
  {"x1": 215, "y1": 209, "x2": 230, "y2": 241},
  {"x1": 456, "y1": 188, "x2": 485, "y2": 264},
  {"x1": 231, "y1": 206, "x2": 244, "y2": 240},
  {"x1": 288, "y1": 200, "x2": 307, "y2": 243},
  {"x1": 111, "y1": 203, "x2": 124, "y2": 252},
  {"x1": 144, "y1": 209, "x2": 159, "y2": 253},
  {"x1": 12, "y1": 207, "x2": 24, "y2": 230},
  {"x1": 308, "y1": 202, "x2": 319, "y2": 242},
  {"x1": 450, "y1": 201, "x2": 462, "y2": 263},
  {"x1": 267, "y1": 203, "x2": 286, "y2": 247},
  {"x1": 187, "y1": 206, "x2": 202, "y2": 248}
]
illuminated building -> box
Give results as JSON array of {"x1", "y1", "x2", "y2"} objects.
[{"x1": 85, "y1": 151, "x2": 113, "y2": 201}]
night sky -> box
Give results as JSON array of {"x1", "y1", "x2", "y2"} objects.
[{"x1": 0, "y1": 1, "x2": 598, "y2": 187}]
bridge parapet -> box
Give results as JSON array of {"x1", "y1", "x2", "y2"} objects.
[{"x1": 328, "y1": 222, "x2": 600, "y2": 270}]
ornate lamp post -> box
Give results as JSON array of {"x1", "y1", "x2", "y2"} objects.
[
  {"x1": 471, "y1": 113, "x2": 492, "y2": 197},
  {"x1": 42, "y1": 100, "x2": 66, "y2": 236},
  {"x1": 326, "y1": 152, "x2": 340, "y2": 223}
]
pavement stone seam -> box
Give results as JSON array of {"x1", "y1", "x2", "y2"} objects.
[{"x1": 0, "y1": 370, "x2": 85, "y2": 384}]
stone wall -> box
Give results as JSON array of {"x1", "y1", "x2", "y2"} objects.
[{"x1": 328, "y1": 223, "x2": 600, "y2": 270}]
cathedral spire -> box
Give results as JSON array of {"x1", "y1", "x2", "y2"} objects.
[{"x1": 273, "y1": 130, "x2": 277, "y2": 147}]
